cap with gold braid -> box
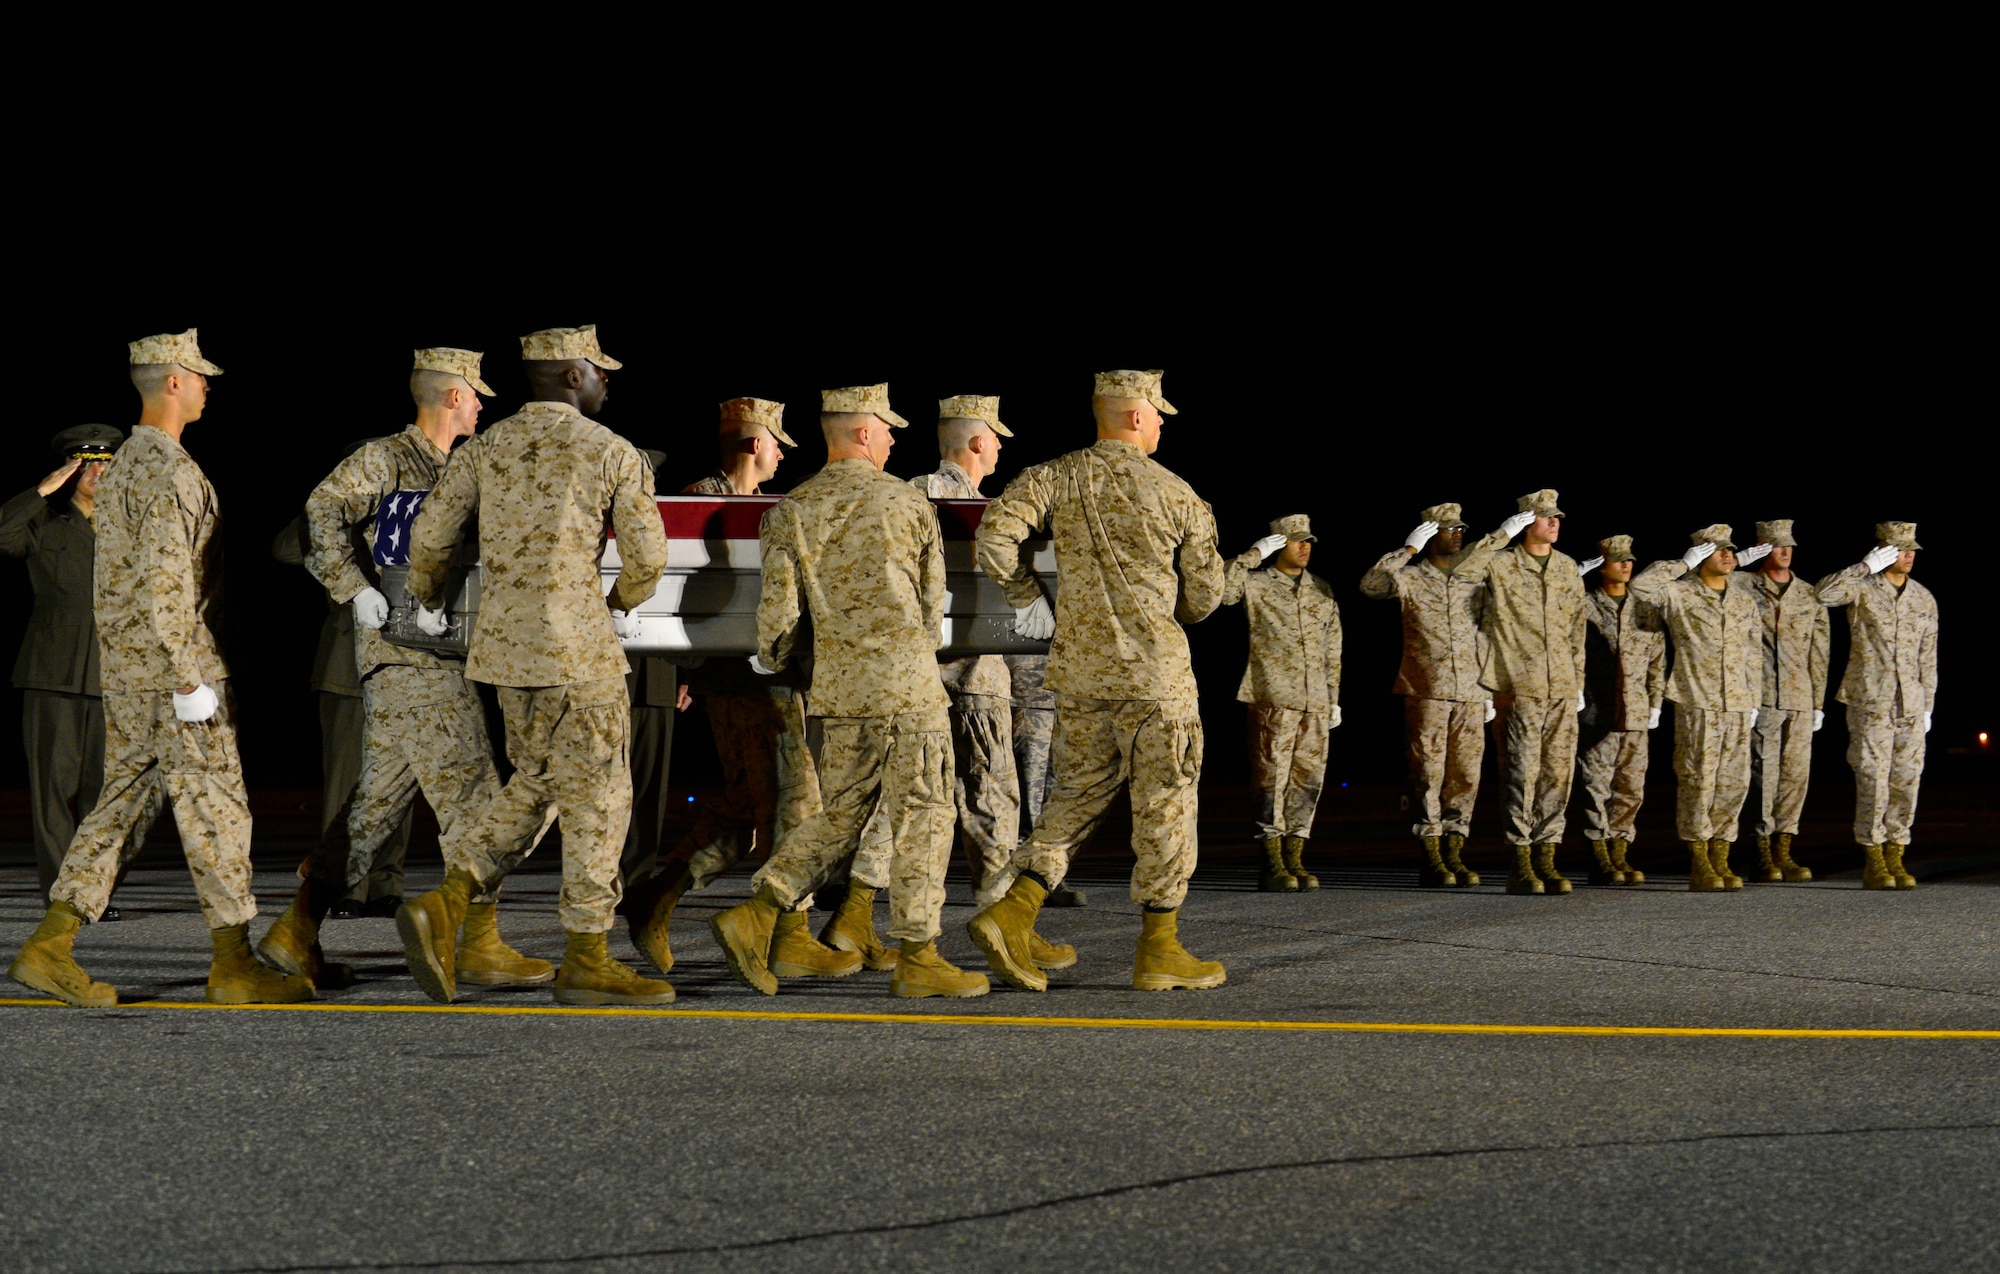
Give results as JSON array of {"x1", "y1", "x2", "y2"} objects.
[
  {"x1": 50, "y1": 423, "x2": 124, "y2": 461},
  {"x1": 821, "y1": 383, "x2": 908, "y2": 428},
  {"x1": 721, "y1": 397, "x2": 796, "y2": 447},
  {"x1": 413, "y1": 348, "x2": 495, "y2": 396},
  {"x1": 519, "y1": 324, "x2": 622, "y2": 370},
  {"x1": 937, "y1": 394, "x2": 1013, "y2": 437},
  {"x1": 127, "y1": 329, "x2": 223, "y2": 376},
  {"x1": 1093, "y1": 369, "x2": 1176, "y2": 415}
]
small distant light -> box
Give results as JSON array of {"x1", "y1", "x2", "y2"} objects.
[
  {"x1": 1340, "y1": 782, "x2": 1348, "y2": 789},
  {"x1": 687, "y1": 796, "x2": 696, "y2": 802},
  {"x1": 1982, "y1": 732, "x2": 1990, "y2": 746}
]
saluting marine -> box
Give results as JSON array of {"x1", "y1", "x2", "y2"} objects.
[
  {"x1": 1732, "y1": 520, "x2": 1827, "y2": 883},
  {"x1": 1573, "y1": 535, "x2": 1665, "y2": 885},
  {"x1": 1223, "y1": 514, "x2": 1342, "y2": 892},
  {"x1": 10, "y1": 331, "x2": 310, "y2": 1007},
  {"x1": 1814, "y1": 523, "x2": 1938, "y2": 889}
]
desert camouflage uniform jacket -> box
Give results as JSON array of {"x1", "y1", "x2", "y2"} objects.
[
  {"x1": 758, "y1": 458, "x2": 950, "y2": 718},
  {"x1": 1813, "y1": 566, "x2": 1939, "y2": 716},
  {"x1": 975, "y1": 439, "x2": 1224, "y2": 705},
  {"x1": 1358, "y1": 547, "x2": 1491, "y2": 701},
  {"x1": 681, "y1": 472, "x2": 739, "y2": 496},
  {"x1": 1631, "y1": 561, "x2": 1761, "y2": 712},
  {"x1": 1465, "y1": 540, "x2": 1587, "y2": 700},
  {"x1": 1732, "y1": 570, "x2": 1830, "y2": 710},
  {"x1": 912, "y1": 461, "x2": 1010, "y2": 698},
  {"x1": 1582, "y1": 590, "x2": 1666, "y2": 730},
  {"x1": 1223, "y1": 552, "x2": 1341, "y2": 714},
  {"x1": 90, "y1": 427, "x2": 229, "y2": 692},
  {"x1": 407, "y1": 400, "x2": 666, "y2": 687}
]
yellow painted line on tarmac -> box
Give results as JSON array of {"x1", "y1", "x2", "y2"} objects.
[{"x1": 1, "y1": 997, "x2": 1994, "y2": 1038}]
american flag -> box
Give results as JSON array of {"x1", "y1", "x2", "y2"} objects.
[{"x1": 372, "y1": 490, "x2": 430, "y2": 567}]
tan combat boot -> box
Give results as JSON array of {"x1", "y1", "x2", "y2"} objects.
[
  {"x1": 1752, "y1": 836, "x2": 1783, "y2": 884},
  {"x1": 1133, "y1": 909, "x2": 1226, "y2": 991},
  {"x1": 396, "y1": 867, "x2": 478, "y2": 1004},
  {"x1": 967, "y1": 874, "x2": 1050, "y2": 992},
  {"x1": 1688, "y1": 841, "x2": 1724, "y2": 892},
  {"x1": 257, "y1": 877, "x2": 353, "y2": 990},
  {"x1": 1883, "y1": 843, "x2": 1917, "y2": 889},
  {"x1": 553, "y1": 930, "x2": 675, "y2": 1006},
  {"x1": 1283, "y1": 836, "x2": 1320, "y2": 890},
  {"x1": 1609, "y1": 838, "x2": 1644, "y2": 885},
  {"x1": 770, "y1": 909, "x2": 863, "y2": 978},
  {"x1": 1708, "y1": 840, "x2": 1743, "y2": 890},
  {"x1": 1418, "y1": 836, "x2": 1454, "y2": 887},
  {"x1": 207, "y1": 923, "x2": 313, "y2": 1005},
  {"x1": 1030, "y1": 930, "x2": 1078, "y2": 971},
  {"x1": 890, "y1": 940, "x2": 990, "y2": 998},
  {"x1": 7, "y1": 901, "x2": 115, "y2": 1007},
  {"x1": 1444, "y1": 833, "x2": 1479, "y2": 886},
  {"x1": 457, "y1": 902, "x2": 556, "y2": 987},
  {"x1": 623, "y1": 866, "x2": 691, "y2": 975},
  {"x1": 818, "y1": 884, "x2": 898, "y2": 970},
  {"x1": 711, "y1": 885, "x2": 783, "y2": 995},
  {"x1": 1506, "y1": 844, "x2": 1544, "y2": 895},
  {"x1": 1585, "y1": 840, "x2": 1622, "y2": 886},
  {"x1": 1533, "y1": 843, "x2": 1572, "y2": 894},
  {"x1": 1860, "y1": 845, "x2": 1896, "y2": 889},
  {"x1": 1258, "y1": 837, "x2": 1298, "y2": 892},
  {"x1": 1772, "y1": 833, "x2": 1812, "y2": 883}
]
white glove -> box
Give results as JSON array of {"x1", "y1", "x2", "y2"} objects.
[
  {"x1": 1329, "y1": 706, "x2": 1342, "y2": 729},
  {"x1": 1923, "y1": 710, "x2": 1933, "y2": 733},
  {"x1": 352, "y1": 587, "x2": 390, "y2": 630},
  {"x1": 610, "y1": 609, "x2": 642, "y2": 639},
  {"x1": 1681, "y1": 542, "x2": 1717, "y2": 571},
  {"x1": 1403, "y1": 521, "x2": 1438, "y2": 553},
  {"x1": 1499, "y1": 511, "x2": 1536, "y2": 539},
  {"x1": 414, "y1": 604, "x2": 450, "y2": 637},
  {"x1": 1576, "y1": 691, "x2": 1586, "y2": 714},
  {"x1": 1737, "y1": 543, "x2": 1772, "y2": 567},
  {"x1": 1013, "y1": 596, "x2": 1055, "y2": 640},
  {"x1": 1749, "y1": 708, "x2": 1760, "y2": 728},
  {"x1": 1253, "y1": 534, "x2": 1289, "y2": 560},
  {"x1": 1813, "y1": 709, "x2": 1825, "y2": 732},
  {"x1": 1648, "y1": 707, "x2": 1662, "y2": 730},
  {"x1": 1483, "y1": 699, "x2": 1496, "y2": 724},
  {"x1": 749, "y1": 654, "x2": 778, "y2": 675},
  {"x1": 1578, "y1": 556, "x2": 1605, "y2": 574},
  {"x1": 172, "y1": 684, "x2": 219, "y2": 723},
  {"x1": 1863, "y1": 544, "x2": 1899, "y2": 574}
]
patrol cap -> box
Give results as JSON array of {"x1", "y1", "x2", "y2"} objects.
[
  {"x1": 1690, "y1": 523, "x2": 1739, "y2": 551},
  {"x1": 1598, "y1": 534, "x2": 1635, "y2": 563},
  {"x1": 1875, "y1": 521, "x2": 1922, "y2": 550},
  {"x1": 1093, "y1": 369, "x2": 1177, "y2": 415},
  {"x1": 641, "y1": 448, "x2": 666, "y2": 473},
  {"x1": 520, "y1": 324, "x2": 622, "y2": 370},
  {"x1": 1420, "y1": 502, "x2": 1467, "y2": 530},
  {"x1": 938, "y1": 394, "x2": 1013, "y2": 437},
  {"x1": 721, "y1": 397, "x2": 796, "y2": 447},
  {"x1": 821, "y1": 383, "x2": 909, "y2": 428},
  {"x1": 1754, "y1": 519, "x2": 1797, "y2": 547},
  {"x1": 128, "y1": 328, "x2": 223, "y2": 376},
  {"x1": 50, "y1": 423, "x2": 124, "y2": 461},
  {"x1": 1515, "y1": 488, "x2": 1564, "y2": 518},
  {"x1": 412, "y1": 347, "x2": 495, "y2": 396},
  {"x1": 1269, "y1": 513, "x2": 1317, "y2": 543}
]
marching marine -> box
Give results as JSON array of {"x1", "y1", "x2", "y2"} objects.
[
  {"x1": 1732, "y1": 520, "x2": 1828, "y2": 882},
  {"x1": 1573, "y1": 536, "x2": 1665, "y2": 884},
  {"x1": 1813, "y1": 523, "x2": 1938, "y2": 889}
]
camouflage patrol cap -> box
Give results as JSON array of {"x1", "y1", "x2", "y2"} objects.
[
  {"x1": 128, "y1": 329, "x2": 223, "y2": 376},
  {"x1": 519, "y1": 324, "x2": 622, "y2": 370},
  {"x1": 1420, "y1": 502, "x2": 1467, "y2": 530},
  {"x1": 938, "y1": 394, "x2": 1013, "y2": 438},
  {"x1": 1598, "y1": 534, "x2": 1635, "y2": 563},
  {"x1": 1269, "y1": 513, "x2": 1317, "y2": 543},
  {"x1": 821, "y1": 383, "x2": 909, "y2": 428},
  {"x1": 1690, "y1": 523, "x2": 1739, "y2": 551},
  {"x1": 1515, "y1": 488, "x2": 1564, "y2": 518},
  {"x1": 1093, "y1": 369, "x2": 1177, "y2": 415},
  {"x1": 1875, "y1": 521, "x2": 1922, "y2": 550},
  {"x1": 49, "y1": 423, "x2": 124, "y2": 460},
  {"x1": 1752, "y1": 519, "x2": 1797, "y2": 547},
  {"x1": 412, "y1": 347, "x2": 495, "y2": 397},
  {"x1": 720, "y1": 397, "x2": 796, "y2": 447}
]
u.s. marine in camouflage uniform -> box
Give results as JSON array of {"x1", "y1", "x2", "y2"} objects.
[
  {"x1": 709, "y1": 384, "x2": 987, "y2": 999},
  {"x1": 1631, "y1": 524, "x2": 1764, "y2": 891},
  {"x1": 1732, "y1": 519, "x2": 1829, "y2": 883},
  {"x1": 1359, "y1": 501, "x2": 1498, "y2": 887},
  {"x1": 970, "y1": 369, "x2": 1229, "y2": 994},
  {"x1": 1814, "y1": 522, "x2": 1938, "y2": 889},
  {"x1": 1223, "y1": 513, "x2": 1340, "y2": 893},
  {"x1": 1574, "y1": 535, "x2": 1664, "y2": 885},
  {"x1": 11, "y1": 330, "x2": 309, "y2": 1008},
  {"x1": 397, "y1": 325, "x2": 672, "y2": 1007}
]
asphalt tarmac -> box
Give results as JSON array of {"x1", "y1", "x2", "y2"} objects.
[{"x1": 3, "y1": 850, "x2": 1995, "y2": 1273}]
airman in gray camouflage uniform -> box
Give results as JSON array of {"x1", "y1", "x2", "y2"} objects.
[
  {"x1": 10, "y1": 331, "x2": 310, "y2": 1007},
  {"x1": 1223, "y1": 513, "x2": 1341, "y2": 893},
  {"x1": 710, "y1": 384, "x2": 988, "y2": 999},
  {"x1": 1734, "y1": 519, "x2": 1829, "y2": 883},
  {"x1": 970, "y1": 370, "x2": 1229, "y2": 994},
  {"x1": 1631, "y1": 525, "x2": 1764, "y2": 891},
  {"x1": 1574, "y1": 535, "x2": 1665, "y2": 885},
  {"x1": 397, "y1": 326, "x2": 672, "y2": 1006},
  {"x1": 1814, "y1": 522, "x2": 1938, "y2": 889}
]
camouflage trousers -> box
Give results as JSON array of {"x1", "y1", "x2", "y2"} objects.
[
  {"x1": 1012, "y1": 704, "x2": 1057, "y2": 834},
  {"x1": 1575, "y1": 727, "x2": 1649, "y2": 843},
  {"x1": 1247, "y1": 704, "x2": 1330, "y2": 840},
  {"x1": 1403, "y1": 696, "x2": 1484, "y2": 839},
  {"x1": 676, "y1": 689, "x2": 821, "y2": 896},
  {"x1": 1016, "y1": 695, "x2": 1203, "y2": 910},
  {"x1": 1672, "y1": 705, "x2": 1752, "y2": 843},
  {"x1": 317, "y1": 691, "x2": 410, "y2": 904},
  {"x1": 1750, "y1": 706, "x2": 1814, "y2": 838},
  {"x1": 949, "y1": 693, "x2": 1020, "y2": 907},
  {"x1": 50, "y1": 683, "x2": 249, "y2": 928},
  {"x1": 1846, "y1": 708, "x2": 1927, "y2": 847},
  {"x1": 1490, "y1": 693, "x2": 1578, "y2": 847},
  {"x1": 753, "y1": 709, "x2": 955, "y2": 944},
  {"x1": 455, "y1": 678, "x2": 631, "y2": 934}
]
